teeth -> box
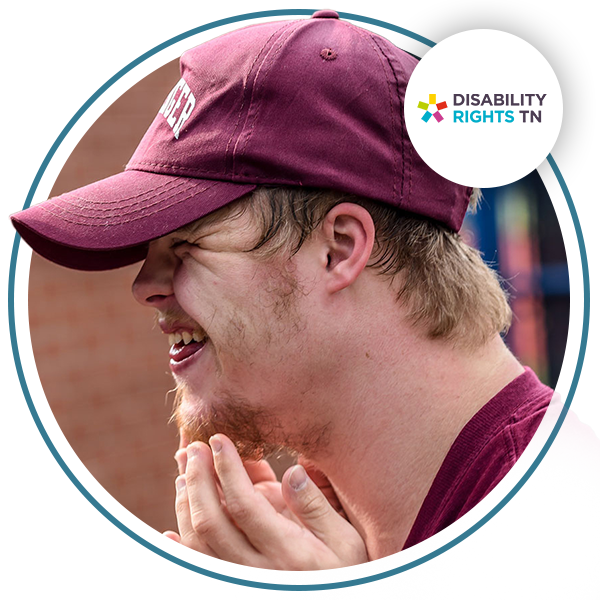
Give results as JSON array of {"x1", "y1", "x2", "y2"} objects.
[
  {"x1": 168, "y1": 330, "x2": 206, "y2": 346},
  {"x1": 168, "y1": 332, "x2": 183, "y2": 345}
]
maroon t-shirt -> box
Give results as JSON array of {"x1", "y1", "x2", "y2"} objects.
[{"x1": 404, "y1": 367, "x2": 553, "y2": 549}]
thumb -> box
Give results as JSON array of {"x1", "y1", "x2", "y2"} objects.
[{"x1": 282, "y1": 465, "x2": 350, "y2": 547}]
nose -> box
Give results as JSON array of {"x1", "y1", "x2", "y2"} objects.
[{"x1": 132, "y1": 238, "x2": 179, "y2": 309}]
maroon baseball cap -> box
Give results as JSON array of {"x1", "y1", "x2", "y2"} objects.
[{"x1": 11, "y1": 10, "x2": 472, "y2": 271}]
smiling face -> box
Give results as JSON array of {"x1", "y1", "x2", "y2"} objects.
[{"x1": 132, "y1": 203, "x2": 331, "y2": 458}]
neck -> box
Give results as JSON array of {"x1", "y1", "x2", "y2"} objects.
[{"x1": 299, "y1": 331, "x2": 524, "y2": 559}]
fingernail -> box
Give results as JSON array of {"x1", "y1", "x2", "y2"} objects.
[
  {"x1": 209, "y1": 436, "x2": 222, "y2": 454},
  {"x1": 289, "y1": 465, "x2": 307, "y2": 491},
  {"x1": 176, "y1": 475, "x2": 186, "y2": 493}
]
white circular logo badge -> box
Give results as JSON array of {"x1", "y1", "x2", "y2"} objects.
[{"x1": 404, "y1": 29, "x2": 563, "y2": 188}]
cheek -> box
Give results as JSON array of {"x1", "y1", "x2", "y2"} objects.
[
  {"x1": 172, "y1": 260, "x2": 260, "y2": 349},
  {"x1": 174, "y1": 254, "x2": 249, "y2": 298},
  {"x1": 173, "y1": 255, "x2": 200, "y2": 287},
  {"x1": 172, "y1": 257, "x2": 224, "y2": 314}
]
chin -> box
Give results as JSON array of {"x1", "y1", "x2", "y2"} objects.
[{"x1": 171, "y1": 383, "x2": 285, "y2": 460}]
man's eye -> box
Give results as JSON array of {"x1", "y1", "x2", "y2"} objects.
[{"x1": 170, "y1": 239, "x2": 188, "y2": 250}]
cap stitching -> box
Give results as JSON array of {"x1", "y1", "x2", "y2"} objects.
[
  {"x1": 53, "y1": 178, "x2": 190, "y2": 208},
  {"x1": 338, "y1": 21, "x2": 399, "y2": 201},
  {"x1": 129, "y1": 160, "x2": 302, "y2": 184},
  {"x1": 55, "y1": 184, "x2": 216, "y2": 219},
  {"x1": 224, "y1": 21, "x2": 297, "y2": 175},
  {"x1": 54, "y1": 184, "x2": 202, "y2": 215},
  {"x1": 38, "y1": 182, "x2": 219, "y2": 226},
  {"x1": 235, "y1": 20, "x2": 307, "y2": 167},
  {"x1": 369, "y1": 34, "x2": 406, "y2": 202},
  {"x1": 128, "y1": 160, "x2": 226, "y2": 175},
  {"x1": 40, "y1": 180, "x2": 223, "y2": 228},
  {"x1": 55, "y1": 182, "x2": 201, "y2": 215},
  {"x1": 369, "y1": 36, "x2": 406, "y2": 199}
]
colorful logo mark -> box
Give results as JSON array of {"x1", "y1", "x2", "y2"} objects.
[{"x1": 418, "y1": 94, "x2": 448, "y2": 122}]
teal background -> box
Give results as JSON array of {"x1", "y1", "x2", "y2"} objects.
[{"x1": 8, "y1": 7, "x2": 591, "y2": 591}]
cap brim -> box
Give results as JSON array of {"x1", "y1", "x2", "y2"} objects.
[{"x1": 11, "y1": 170, "x2": 256, "y2": 271}]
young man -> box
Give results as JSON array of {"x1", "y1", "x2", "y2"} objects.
[{"x1": 11, "y1": 11, "x2": 553, "y2": 569}]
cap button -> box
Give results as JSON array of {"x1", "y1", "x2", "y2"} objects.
[{"x1": 311, "y1": 9, "x2": 339, "y2": 19}]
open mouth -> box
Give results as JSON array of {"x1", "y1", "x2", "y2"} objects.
[{"x1": 168, "y1": 331, "x2": 208, "y2": 363}]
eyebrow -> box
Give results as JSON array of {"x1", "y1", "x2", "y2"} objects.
[
  {"x1": 176, "y1": 220, "x2": 204, "y2": 237},
  {"x1": 176, "y1": 218, "x2": 217, "y2": 238},
  {"x1": 179, "y1": 200, "x2": 250, "y2": 238},
  {"x1": 175, "y1": 215, "x2": 230, "y2": 241}
]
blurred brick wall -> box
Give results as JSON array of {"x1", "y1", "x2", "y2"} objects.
[
  {"x1": 29, "y1": 56, "x2": 297, "y2": 534},
  {"x1": 29, "y1": 60, "x2": 182, "y2": 533}
]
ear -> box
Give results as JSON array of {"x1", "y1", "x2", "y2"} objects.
[{"x1": 319, "y1": 203, "x2": 375, "y2": 295}]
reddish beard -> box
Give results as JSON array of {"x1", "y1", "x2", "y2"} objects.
[
  {"x1": 171, "y1": 384, "x2": 287, "y2": 460},
  {"x1": 171, "y1": 384, "x2": 333, "y2": 461}
]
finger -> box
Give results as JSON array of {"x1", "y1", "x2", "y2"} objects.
[
  {"x1": 253, "y1": 480, "x2": 288, "y2": 514},
  {"x1": 244, "y1": 459, "x2": 277, "y2": 484},
  {"x1": 178, "y1": 428, "x2": 190, "y2": 450},
  {"x1": 174, "y1": 474, "x2": 217, "y2": 557},
  {"x1": 297, "y1": 456, "x2": 327, "y2": 485},
  {"x1": 176, "y1": 444, "x2": 223, "y2": 500},
  {"x1": 175, "y1": 448, "x2": 187, "y2": 475},
  {"x1": 282, "y1": 465, "x2": 355, "y2": 550},
  {"x1": 163, "y1": 530, "x2": 181, "y2": 543},
  {"x1": 297, "y1": 458, "x2": 345, "y2": 515},
  {"x1": 209, "y1": 435, "x2": 294, "y2": 555},
  {"x1": 184, "y1": 442, "x2": 263, "y2": 564}
]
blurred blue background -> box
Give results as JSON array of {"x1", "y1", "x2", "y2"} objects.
[{"x1": 462, "y1": 171, "x2": 569, "y2": 388}]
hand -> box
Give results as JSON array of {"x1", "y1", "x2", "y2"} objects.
[
  {"x1": 174, "y1": 433, "x2": 343, "y2": 518},
  {"x1": 163, "y1": 434, "x2": 368, "y2": 570},
  {"x1": 175, "y1": 445, "x2": 344, "y2": 516},
  {"x1": 297, "y1": 456, "x2": 347, "y2": 519},
  {"x1": 171, "y1": 435, "x2": 290, "y2": 516}
]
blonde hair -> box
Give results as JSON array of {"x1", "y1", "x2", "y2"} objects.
[{"x1": 218, "y1": 186, "x2": 512, "y2": 347}]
